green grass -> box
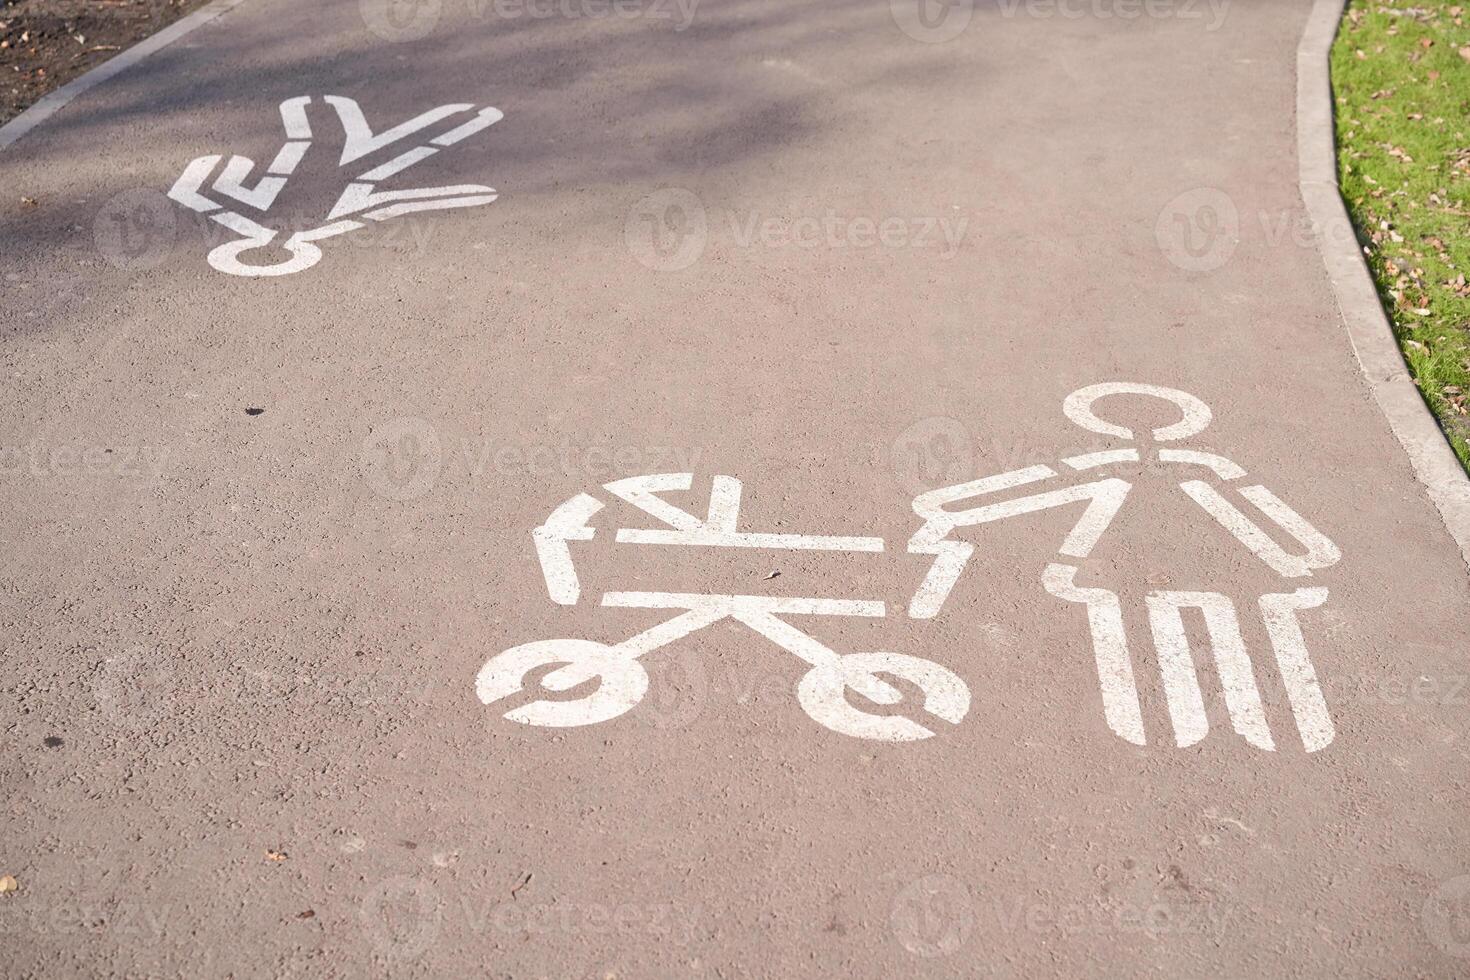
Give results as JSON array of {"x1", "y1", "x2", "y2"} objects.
[{"x1": 1332, "y1": 0, "x2": 1470, "y2": 469}]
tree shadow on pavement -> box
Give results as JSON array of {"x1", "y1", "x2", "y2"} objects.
[{"x1": 0, "y1": 0, "x2": 970, "y2": 323}]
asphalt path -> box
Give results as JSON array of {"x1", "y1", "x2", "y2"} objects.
[{"x1": 2, "y1": 0, "x2": 1469, "y2": 975}]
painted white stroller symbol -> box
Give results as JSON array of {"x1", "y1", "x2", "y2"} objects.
[
  {"x1": 168, "y1": 96, "x2": 501, "y2": 277},
  {"x1": 477, "y1": 474, "x2": 972, "y2": 741}
]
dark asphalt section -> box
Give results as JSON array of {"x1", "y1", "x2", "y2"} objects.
[{"x1": 2, "y1": 0, "x2": 1469, "y2": 976}]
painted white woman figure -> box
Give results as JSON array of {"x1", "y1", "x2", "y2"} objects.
[{"x1": 907, "y1": 382, "x2": 1341, "y2": 752}]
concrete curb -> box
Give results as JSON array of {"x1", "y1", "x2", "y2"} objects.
[
  {"x1": 1297, "y1": 0, "x2": 1470, "y2": 571},
  {"x1": 0, "y1": 0, "x2": 250, "y2": 152}
]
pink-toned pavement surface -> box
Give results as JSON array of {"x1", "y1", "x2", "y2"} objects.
[{"x1": 2, "y1": 0, "x2": 1469, "y2": 975}]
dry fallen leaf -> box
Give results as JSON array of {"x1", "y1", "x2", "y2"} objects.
[
  {"x1": 1460, "y1": 46, "x2": 1470, "y2": 62},
  {"x1": 0, "y1": 875, "x2": 18, "y2": 894},
  {"x1": 296, "y1": 909, "x2": 316, "y2": 919}
]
